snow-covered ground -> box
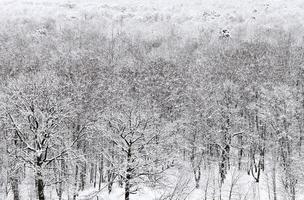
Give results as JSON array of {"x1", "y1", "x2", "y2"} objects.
[
  {"x1": 4, "y1": 163, "x2": 300, "y2": 200},
  {"x1": 73, "y1": 165, "x2": 304, "y2": 200}
]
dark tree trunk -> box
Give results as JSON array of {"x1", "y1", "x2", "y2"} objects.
[
  {"x1": 10, "y1": 131, "x2": 20, "y2": 200},
  {"x1": 79, "y1": 161, "x2": 87, "y2": 191},
  {"x1": 107, "y1": 170, "x2": 114, "y2": 193},
  {"x1": 10, "y1": 177, "x2": 20, "y2": 200},
  {"x1": 290, "y1": 184, "x2": 296, "y2": 200},
  {"x1": 118, "y1": 175, "x2": 123, "y2": 188},
  {"x1": 237, "y1": 134, "x2": 243, "y2": 170},
  {"x1": 125, "y1": 175, "x2": 130, "y2": 200},
  {"x1": 36, "y1": 170, "x2": 45, "y2": 200},
  {"x1": 73, "y1": 165, "x2": 79, "y2": 200},
  {"x1": 220, "y1": 139, "x2": 229, "y2": 183},
  {"x1": 219, "y1": 154, "x2": 226, "y2": 184},
  {"x1": 125, "y1": 145, "x2": 132, "y2": 200},
  {"x1": 94, "y1": 162, "x2": 97, "y2": 188},
  {"x1": 219, "y1": 109, "x2": 231, "y2": 184}
]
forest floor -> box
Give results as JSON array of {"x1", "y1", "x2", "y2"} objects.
[{"x1": 4, "y1": 164, "x2": 296, "y2": 200}]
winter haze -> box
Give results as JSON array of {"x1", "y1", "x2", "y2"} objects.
[{"x1": 0, "y1": 0, "x2": 303, "y2": 200}]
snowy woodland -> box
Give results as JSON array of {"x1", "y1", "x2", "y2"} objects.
[{"x1": 1, "y1": 0, "x2": 304, "y2": 200}]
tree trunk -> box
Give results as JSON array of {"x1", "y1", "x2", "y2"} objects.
[
  {"x1": 194, "y1": 166, "x2": 201, "y2": 189},
  {"x1": 237, "y1": 135, "x2": 243, "y2": 170},
  {"x1": 219, "y1": 151, "x2": 227, "y2": 184},
  {"x1": 99, "y1": 155, "x2": 105, "y2": 190},
  {"x1": 94, "y1": 162, "x2": 97, "y2": 188},
  {"x1": 220, "y1": 115, "x2": 230, "y2": 184},
  {"x1": 107, "y1": 169, "x2": 114, "y2": 194},
  {"x1": 228, "y1": 184, "x2": 233, "y2": 200},
  {"x1": 291, "y1": 185, "x2": 296, "y2": 200},
  {"x1": 10, "y1": 177, "x2": 20, "y2": 200},
  {"x1": 55, "y1": 159, "x2": 65, "y2": 200},
  {"x1": 106, "y1": 149, "x2": 114, "y2": 194},
  {"x1": 125, "y1": 174, "x2": 130, "y2": 200},
  {"x1": 73, "y1": 165, "x2": 79, "y2": 200},
  {"x1": 56, "y1": 180, "x2": 63, "y2": 200},
  {"x1": 10, "y1": 131, "x2": 20, "y2": 200},
  {"x1": 219, "y1": 182, "x2": 222, "y2": 200},
  {"x1": 272, "y1": 153, "x2": 277, "y2": 200},
  {"x1": 101, "y1": 156, "x2": 104, "y2": 183},
  {"x1": 36, "y1": 170, "x2": 45, "y2": 200},
  {"x1": 98, "y1": 167, "x2": 103, "y2": 190},
  {"x1": 90, "y1": 163, "x2": 94, "y2": 184},
  {"x1": 125, "y1": 145, "x2": 132, "y2": 200},
  {"x1": 204, "y1": 170, "x2": 210, "y2": 200},
  {"x1": 79, "y1": 162, "x2": 86, "y2": 191}
]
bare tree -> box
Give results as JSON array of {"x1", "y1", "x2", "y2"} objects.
[{"x1": 1, "y1": 72, "x2": 85, "y2": 200}]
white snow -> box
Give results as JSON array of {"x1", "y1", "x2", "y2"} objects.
[{"x1": 1, "y1": 0, "x2": 304, "y2": 40}]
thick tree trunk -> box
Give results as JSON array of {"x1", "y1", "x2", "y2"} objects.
[
  {"x1": 36, "y1": 170, "x2": 45, "y2": 200},
  {"x1": 10, "y1": 177, "x2": 19, "y2": 200},
  {"x1": 125, "y1": 145, "x2": 132, "y2": 200},
  {"x1": 125, "y1": 173, "x2": 131, "y2": 200}
]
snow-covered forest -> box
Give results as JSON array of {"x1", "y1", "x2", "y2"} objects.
[{"x1": 1, "y1": 0, "x2": 304, "y2": 199}]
